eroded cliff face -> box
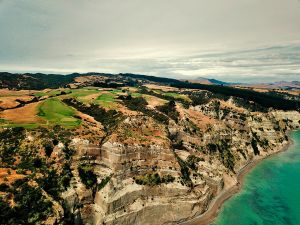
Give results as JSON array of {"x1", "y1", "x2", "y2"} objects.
[{"x1": 60, "y1": 98, "x2": 300, "y2": 225}]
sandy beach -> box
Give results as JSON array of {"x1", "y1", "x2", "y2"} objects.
[{"x1": 179, "y1": 139, "x2": 293, "y2": 225}]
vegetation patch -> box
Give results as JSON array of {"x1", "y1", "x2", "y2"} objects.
[
  {"x1": 140, "y1": 87, "x2": 190, "y2": 108},
  {"x1": 207, "y1": 140, "x2": 235, "y2": 171},
  {"x1": 38, "y1": 98, "x2": 81, "y2": 127},
  {"x1": 175, "y1": 154, "x2": 193, "y2": 187},
  {"x1": 63, "y1": 98, "x2": 123, "y2": 132},
  {"x1": 78, "y1": 164, "x2": 97, "y2": 189},
  {"x1": 0, "y1": 123, "x2": 39, "y2": 129},
  {"x1": 0, "y1": 102, "x2": 43, "y2": 128},
  {"x1": 172, "y1": 82, "x2": 300, "y2": 111},
  {"x1": 109, "y1": 89, "x2": 123, "y2": 94},
  {"x1": 156, "y1": 100, "x2": 180, "y2": 122},
  {"x1": 134, "y1": 173, "x2": 175, "y2": 186},
  {"x1": 0, "y1": 127, "x2": 76, "y2": 224},
  {"x1": 96, "y1": 93, "x2": 117, "y2": 108},
  {"x1": 34, "y1": 89, "x2": 70, "y2": 97},
  {"x1": 0, "y1": 181, "x2": 53, "y2": 225},
  {"x1": 164, "y1": 92, "x2": 190, "y2": 101},
  {"x1": 251, "y1": 138, "x2": 260, "y2": 155},
  {"x1": 97, "y1": 175, "x2": 112, "y2": 190},
  {"x1": 68, "y1": 89, "x2": 99, "y2": 98},
  {"x1": 122, "y1": 96, "x2": 169, "y2": 124},
  {"x1": 186, "y1": 155, "x2": 204, "y2": 170}
]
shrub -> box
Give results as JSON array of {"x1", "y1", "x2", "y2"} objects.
[
  {"x1": 251, "y1": 138, "x2": 260, "y2": 155},
  {"x1": 161, "y1": 174, "x2": 175, "y2": 183},
  {"x1": 172, "y1": 81, "x2": 300, "y2": 111},
  {"x1": 134, "y1": 173, "x2": 175, "y2": 186},
  {"x1": 156, "y1": 100, "x2": 180, "y2": 122},
  {"x1": 0, "y1": 182, "x2": 54, "y2": 225},
  {"x1": 78, "y1": 165, "x2": 97, "y2": 189},
  {"x1": 186, "y1": 155, "x2": 203, "y2": 170},
  {"x1": 97, "y1": 175, "x2": 111, "y2": 190},
  {"x1": 122, "y1": 96, "x2": 169, "y2": 124},
  {"x1": 0, "y1": 183, "x2": 9, "y2": 192},
  {"x1": 60, "y1": 163, "x2": 73, "y2": 189},
  {"x1": 44, "y1": 143, "x2": 53, "y2": 157},
  {"x1": 63, "y1": 99, "x2": 123, "y2": 132}
]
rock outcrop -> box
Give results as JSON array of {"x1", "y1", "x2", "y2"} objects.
[{"x1": 62, "y1": 100, "x2": 300, "y2": 225}]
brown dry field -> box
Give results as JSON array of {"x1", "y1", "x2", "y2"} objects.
[
  {"x1": 0, "y1": 89, "x2": 37, "y2": 96},
  {"x1": 219, "y1": 100, "x2": 246, "y2": 113},
  {"x1": 277, "y1": 89, "x2": 300, "y2": 96},
  {"x1": 117, "y1": 103, "x2": 141, "y2": 116},
  {"x1": 144, "y1": 94, "x2": 167, "y2": 108},
  {"x1": 79, "y1": 92, "x2": 101, "y2": 103},
  {"x1": 74, "y1": 75, "x2": 107, "y2": 83},
  {"x1": 178, "y1": 105, "x2": 216, "y2": 130},
  {"x1": 144, "y1": 84, "x2": 179, "y2": 92},
  {"x1": 233, "y1": 85, "x2": 300, "y2": 96},
  {"x1": 0, "y1": 102, "x2": 43, "y2": 124},
  {"x1": 109, "y1": 118, "x2": 169, "y2": 147},
  {"x1": 122, "y1": 87, "x2": 139, "y2": 92},
  {"x1": 0, "y1": 97, "x2": 20, "y2": 108},
  {"x1": 186, "y1": 79, "x2": 212, "y2": 85},
  {"x1": 0, "y1": 96, "x2": 35, "y2": 109}
]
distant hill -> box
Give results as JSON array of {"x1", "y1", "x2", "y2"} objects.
[
  {"x1": 186, "y1": 77, "x2": 230, "y2": 85},
  {"x1": 186, "y1": 77, "x2": 300, "y2": 90},
  {"x1": 0, "y1": 72, "x2": 80, "y2": 90},
  {"x1": 0, "y1": 72, "x2": 182, "y2": 90},
  {"x1": 235, "y1": 81, "x2": 300, "y2": 90}
]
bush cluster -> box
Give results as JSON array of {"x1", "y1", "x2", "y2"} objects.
[
  {"x1": 122, "y1": 96, "x2": 169, "y2": 124},
  {"x1": 63, "y1": 98, "x2": 123, "y2": 132},
  {"x1": 134, "y1": 173, "x2": 175, "y2": 186},
  {"x1": 156, "y1": 100, "x2": 180, "y2": 122},
  {"x1": 0, "y1": 181, "x2": 53, "y2": 225},
  {"x1": 78, "y1": 164, "x2": 97, "y2": 189}
]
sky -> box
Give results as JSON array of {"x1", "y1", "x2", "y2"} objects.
[{"x1": 0, "y1": 0, "x2": 300, "y2": 83}]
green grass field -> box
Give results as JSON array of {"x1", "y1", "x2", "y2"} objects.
[
  {"x1": 68, "y1": 89, "x2": 99, "y2": 98},
  {"x1": 164, "y1": 92, "x2": 191, "y2": 101},
  {"x1": 0, "y1": 118, "x2": 39, "y2": 129},
  {"x1": 34, "y1": 89, "x2": 70, "y2": 97},
  {"x1": 63, "y1": 89, "x2": 100, "y2": 104},
  {"x1": 130, "y1": 92, "x2": 142, "y2": 97},
  {"x1": 0, "y1": 123, "x2": 39, "y2": 129},
  {"x1": 109, "y1": 89, "x2": 123, "y2": 95},
  {"x1": 164, "y1": 92, "x2": 180, "y2": 97},
  {"x1": 37, "y1": 98, "x2": 81, "y2": 127},
  {"x1": 35, "y1": 88, "x2": 99, "y2": 99},
  {"x1": 95, "y1": 93, "x2": 117, "y2": 108}
]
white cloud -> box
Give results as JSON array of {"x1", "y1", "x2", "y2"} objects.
[{"x1": 0, "y1": 0, "x2": 300, "y2": 82}]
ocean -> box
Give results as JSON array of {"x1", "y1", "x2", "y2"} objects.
[{"x1": 213, "y1": 131, "x2": 300, "y2": 225}]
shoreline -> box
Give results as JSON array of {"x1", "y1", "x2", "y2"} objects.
[{"x1": 179, "y1": 137, "x2": 294, "y2": 225}]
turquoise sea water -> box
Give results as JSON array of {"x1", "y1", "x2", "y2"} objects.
[{"x1": 213, "y1": 131, "x2": 300, "y2": 225}]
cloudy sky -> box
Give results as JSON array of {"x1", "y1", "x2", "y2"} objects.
[{"x1": 0, "y1": 0, "x2": 300, "y2": 82}]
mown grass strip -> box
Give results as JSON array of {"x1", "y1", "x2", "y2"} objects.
[
  {"x1": 96, "y1": 93, "x2": 118, "y2": 108},
  {"x1": 68, "y1": 89, "x2": 99, "y2": 98},
  {"x1": 37, "y1": 98, "x2": 81, "y2": 127}
]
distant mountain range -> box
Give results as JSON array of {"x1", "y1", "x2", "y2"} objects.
[
  {"x1": 234, "y1": 80, "x2": 300, "y2": 90},
  {"x1": 188, "y1": 77, "x2": 300, "y2": 90},
  {"x1": 0, "y1": 72, "x2": 299, "y2": 90}
]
